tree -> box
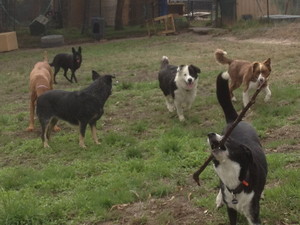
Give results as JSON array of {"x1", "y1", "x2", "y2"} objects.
[{"x1": 115, "y1": 0, "x2": 125, "y2": 30}]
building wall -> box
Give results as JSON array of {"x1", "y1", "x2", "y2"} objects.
[
  {"x1": 55, "y1": 0, "x2": 160, "y2": 28},
  {"x1": 101, "y1": 0, "x2": 117, "y2": 26},
  {"x1": 128, "y1": 0, "x2": 159, "y2": 25},
  {"x1": 68, "y1": 0, "x2": 85, "y2": 27}
]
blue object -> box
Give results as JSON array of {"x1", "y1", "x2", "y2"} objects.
[{"x1": 160, "y1": 0, "x2": 168, "y2": 16}]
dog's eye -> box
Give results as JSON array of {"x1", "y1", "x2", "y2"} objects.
[{"x1": 184, "y1": 74, "x2": 187, "y2": 76}]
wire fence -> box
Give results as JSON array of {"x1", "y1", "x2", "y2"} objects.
[
  {"x1": 2, "y1": 0, "x2": 300, "y2": 33},
  {"x1": 0, "y1": 0, "x2": 53, "y2": 32}
]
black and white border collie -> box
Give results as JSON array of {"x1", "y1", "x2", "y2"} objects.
[
  {"x1": 158, "y1": 56, "x2": 201, "y2": 121},
  {"x1": 207, "y1": 72, "x2": 268, "y2": 225}
]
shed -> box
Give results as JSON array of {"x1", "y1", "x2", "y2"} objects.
[
  {"x1": 219, "y1": 0, "x2": 298, "y2": 25},
  {"x1": 236, "y1": 0, "x2": 280, "y2": 20}
]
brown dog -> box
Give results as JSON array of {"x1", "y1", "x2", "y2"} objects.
[
  {"x1": 27, "y1": 52, "x2": 60, "y2": 132},
  {"x1": 215, "y1": 49, "x2": 272, "y2": 107}
]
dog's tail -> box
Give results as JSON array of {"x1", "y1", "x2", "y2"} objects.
[
  {"x1": 43, "y1": 51, "x2": 49, "y2": 62},
  {"x1": 215, "y1": 49, "x2": 233, "y2": 65},
  {"x1": 160, "y1": 56, "x2": 169, "y2": 70},
  {"x1": 216, "y1": 72, "x2": 238, "y2": 123}
]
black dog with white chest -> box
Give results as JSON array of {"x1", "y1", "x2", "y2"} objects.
[
  {"x1": 50, "y1": 46, "x2": 82, "y2": 84},
  {"x1": 158, "y1": 56, "x2": 201, "y2": 121},
  {"x1": 207, "y1": 72, "x2": 268, "y2": 225},
  {"x1": 36, "y1": 70, "x2": 114, "y2": 148}
]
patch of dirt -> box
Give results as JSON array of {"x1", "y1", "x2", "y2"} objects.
[
  {"x1": 219, "y1": 36, "x2": 299, "y2": 46},
  {"x1": 97, "y1": 186, "x2": 217, "y2": 225},
  {"x1": 263, "y1": 124, "x2": 300, "y2": 154}
]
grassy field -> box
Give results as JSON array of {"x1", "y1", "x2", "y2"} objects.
[{"x1": 0, "y1": 26, "x2": 299, "y2": 225}]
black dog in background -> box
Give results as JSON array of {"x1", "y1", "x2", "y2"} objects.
[
  {"x1": 207, "y1": 72, "x2": 268, "y2": 225},
  {"x1": 36, "y1": 70, "x2": 115, "y2": 148},
  {"x1": 50, "y1": 46, "x2": 82, "y2": 84}
]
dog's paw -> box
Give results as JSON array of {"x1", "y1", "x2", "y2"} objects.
[
  {"x1": 43, "y1": 142, "x2": 50, "y2": 148},
  {"x1": 26, "y1": 126, "x2": 34, "y2": 132},
  {"x1": 79, "y1": 143, "x2": 87, "y2": 148},
  {"x1": 216, "y1": 189, "x2": 224, "y2": 209},
  {"x1": 179, "y1": 115, "x2": 185, "y2": 122},
  {"x1": 167, "y1": 105, "x2": 175, "y2": 112}
]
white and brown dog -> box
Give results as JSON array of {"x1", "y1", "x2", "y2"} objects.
[
  {"x1": 215, "y1": 49, "x2": 271, "y2": 107},
  {"x1": 158, "y1": 56, "x2": 201, "y2": 121}
]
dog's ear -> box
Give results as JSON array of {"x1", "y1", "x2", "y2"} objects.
[
  {"x1": 78, "y1": 46, "x2": 82, "y2": 54},
  {"x1": 189, "y1": 65, "x2": 201, "y2": 74},
  {"x1": 240, "y1": 145, "x2": 253, "y2": 164},
  {"x1": 92, "y1": 70, "x2": 101, "y2": 81},
  {"x1": 238, "y1": 145, "x2": 254, "y2": 181},
  {"x1": 103, "y1": 75, "x2": 116, "y2": 85},
  {"x1": 264, "y1": 58, "x2": 271, "y2": 71},
  {"x1": 177, "y1": 65, "x2": 185, "y2": 72},
  {"x1": 106, "y1": 75, "x2": 116, "y2": 80},
  {"x1": 72, "y1": 47, "x2": 76, "y2": 54},
  {"x1": 252, "y1": 62, "x2": 260, "y2": 73}
]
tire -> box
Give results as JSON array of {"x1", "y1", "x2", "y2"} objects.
[{"x1": 41, "y1": 35, "x2": 64, "y2": 48}]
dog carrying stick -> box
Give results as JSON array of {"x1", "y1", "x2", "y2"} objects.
[{"x1": 193, "y1": 80, "x2": 267, "y2": 186}]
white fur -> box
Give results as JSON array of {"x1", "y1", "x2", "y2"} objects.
[
  {"x1": 214, "y1": 155, "x2": 257, "y2": 224},
  {"x1": 162, "y1": 56, "x2": 168, "y2": 61},
  {"x1": 214, "y1": 155, "x2": 241, "y2": 190},
  {"x1": 214, "y1": 157, "x2": 255, "y2": 222},
  {"x1": 242, "y1": 66, "x2": 272, "y2": 107},
  {"x1": 223, "y1": 188, "x2": 255, "y2": 225},
  {"x1": 263, "y1": 85, "x2": 271, "y2": 102},
  {"x1": 242, "y1": 79, "x2": 258, "y2": 107},
  {"x1": 165, "y1": 95, "x2": 175, "y2": 112},
  {"x1": 211, "y1": 133, "x2": 258, "y2": 225},
  {"x1": 216, "y1": 189, "x2": 223, "y2": 208},
  {"x1": 221, "y1": 71, "x2": 230, "y2": 80},
  {"x1": 171, "y1": 65, "x2": 198, "y2": 121}
]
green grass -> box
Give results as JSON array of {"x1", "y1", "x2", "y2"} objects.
[{"x1": 0, "y1": 29, "x2": 299, "y2": 225}]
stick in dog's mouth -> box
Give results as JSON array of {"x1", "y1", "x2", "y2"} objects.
[{"x1": 193, "y1": 79, "x2": 268, "y2": 186}]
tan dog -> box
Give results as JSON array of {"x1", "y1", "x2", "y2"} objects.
[
  {"x1": 27, "y1": 52, "x2": 60, "y2": 132},
  {"x1": 215, "y1": 49, "x2": 272, "y2": 107}
]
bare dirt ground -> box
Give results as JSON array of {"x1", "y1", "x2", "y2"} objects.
[{"x1": 98, "y1": 178, "x2": 220, "y2": 225}]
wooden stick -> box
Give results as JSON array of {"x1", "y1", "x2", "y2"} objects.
[{"x1": 193, "y1": 80, "x2": 267, "y2": 186}]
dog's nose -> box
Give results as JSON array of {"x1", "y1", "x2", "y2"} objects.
[
  {"x1": 188, "y1": 78, "x2": 193, "y2": 83},
  {"x1": 259, "y1": 77, "x2": 265, "y2": 83}
]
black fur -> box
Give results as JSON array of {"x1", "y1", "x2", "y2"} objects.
[
  {"x1": 50, "y1": 46, "x2": 82, "y2": 84},
  {"x1": 158, "y1": 62, "x2": 178, "y2": 98},
  {"x1": 216, "y1": 73, "x2": 238, "y2": 123},
  {"x1": 36, "y1": 70, "x2": 114, "y2": 147},
  {"x1": 207, "y1": 72, "x2": 268, "y2": 225}
]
